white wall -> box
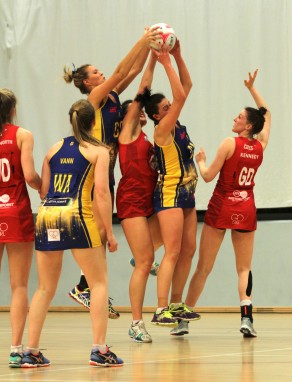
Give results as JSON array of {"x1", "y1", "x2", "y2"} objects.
[
  {"x1": 0, "y1": 221, "x2": 291, "y2": 307},
  {"x1": 1, "y1": 0, "x2": 292, "y2": 212}
]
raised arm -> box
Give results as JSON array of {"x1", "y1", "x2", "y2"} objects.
[
  {"x1": 244, "y1": 69, "x2": 271, "y2": 150},
  {"x1": 88, "y1": 28, "x2": 161, "y2": 108},
  {"x1": 154, "y1": 48, "x2": 186, "y2": 145},
  {"x1": 170, "y1": 40, "x2": 192, "y2": 97},
  {"x1": 17, "y1": 128, "x2": 41, "y2": 191},
  {"x1": 119, "y1": 51, "x2": 157, "y2": 143},
  {"x1": 138, "y1": 50, "x2": 157, "y2": 92}
]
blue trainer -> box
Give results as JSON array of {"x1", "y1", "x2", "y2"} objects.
[
  {"x1": 89, "y1": 346, "x2": 123, "y2": 367},
  {"x1": 21, "y1": 351, "x2": 50, "y2": 368}
]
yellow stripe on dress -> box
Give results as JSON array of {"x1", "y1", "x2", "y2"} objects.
[
  {"x1": 93, "y1": 108, "x2": 104, "y2": 141},
  {"x1": 160, "y1": 141, "x2": 183, "y2": 207},
  {"x1": 77, "y1": 163, "x2": 102, "y2": 247}
]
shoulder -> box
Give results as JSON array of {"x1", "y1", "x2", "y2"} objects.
[
  {"x1": 219, "y1": 137, "x2": 235, "y2": 149},
  {"x1": 16, "y1": 127, "x2": 33, "y2": 139},
  {"x1": 219, "y1": 137, "x2": 236, "y2": 160},
  {"x1": 46, "y1": 140, "x2": 64, "y2": 160},
  {"x1": 82, "y1": 143, "x2": 109, "y2": 163},
  {"x1": 96, "y1": 145, "x2": 110, "y2": 157}
]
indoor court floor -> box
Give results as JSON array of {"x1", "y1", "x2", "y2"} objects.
[{"x1": 0, "y1": 311, "x2": 291, "y2": 382}]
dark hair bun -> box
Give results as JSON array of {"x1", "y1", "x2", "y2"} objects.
[
  {"x1": 134, "y1": 87, "x2": 152, "y2": 104},
  {"x1": 259, "y1": 106, "x2": 267, "y2": 116}
]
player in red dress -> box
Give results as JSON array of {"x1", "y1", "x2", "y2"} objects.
[
  {"x1": 183, "y1": 69, "x2": 271, "y2": 337},
  {"x1": 116, "y1": 51, "x2": 163, "y2": 343},
  {"x1": 0, "y1": 89, "x2": 41, "y2": 367}
]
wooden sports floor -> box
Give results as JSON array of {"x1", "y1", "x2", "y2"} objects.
[{"x1": 0, "y1": 311, "x2": 291, "y2": 382}]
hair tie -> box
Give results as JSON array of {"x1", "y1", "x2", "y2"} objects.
[{"x1": 72, "y1": 63, "x2": 77, "y2": 76}]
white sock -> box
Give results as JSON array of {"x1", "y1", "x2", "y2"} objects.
[
  {"x1": 26, "y1": 347, "x2": 40, "y2": 355},
  {"x1": 170, "y1": 302, "x2": 182, "y2": 308},
  {"x1": 93, "y1": 344, "x2": 108, "y2": 354},
  {"x1": 10, "y1": 344, "x2": 23, "y2": 355},
  {"x1": 240, "y1": 299, "x2": 252, "y2": 306},
  {"x1": 156, "y1": 307, "x2": 167, "y2": 314},
  {"x1": 132, "y1": 320, "x2": 142, "y2": 325}
]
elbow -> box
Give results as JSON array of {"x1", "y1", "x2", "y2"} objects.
[
  {"x1": 25, "y1": 173, "x2": 37, "y2": 186},
  {"x1": 25, "y1": 172, "x2": 41, "y2": 190},
  {"x1": 175, "y1": 91, "x2": 187, "y2": 104},
  {"x1": 95, "y1": 187, "x2": 109, "y2": 202},
  {"x1": 132, "y1": 65, "x2": 143, "y2": 76},
  {"x1": 200, "y1": 171, "x2": 213, "y2": 183},
  {"x1": 115, "y1": 70, "x2": 125, "y2": 83}
]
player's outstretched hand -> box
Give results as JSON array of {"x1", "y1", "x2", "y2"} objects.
[{"x1": 244, "y1": 69, "x2": 258, "y2": 89}]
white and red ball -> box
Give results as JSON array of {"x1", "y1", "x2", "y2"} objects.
[{"x1": 149, "y1": 23, "x2": 176, "y2": 51}]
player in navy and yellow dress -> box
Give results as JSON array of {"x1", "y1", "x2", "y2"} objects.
[
  {"x1": 184, "y1": 69, "x2": 271, "y2": 338},
  {"x1": 92, "y1": 90, "x2": 122, "y2": 193},
  {"x1": 153, "y1": 120, "x2": 198, "y2": 211},
  {"x1": 143, "y1": 42, "x2": 200, "y2": 331},
  {"x1": 63, "y1": 28, "x2": 162, "y2": 315},
  {"x1": 35, "y1": 135, "x2": 101, "y2": 250},
  {"x1": 22, "y1": 99, "x2": 123, "y2": 368}
]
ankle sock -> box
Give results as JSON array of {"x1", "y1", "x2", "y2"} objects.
[
  {"x1": 92, "y1": 344, "x2": 108, "y2": 354},
  {"x1": 25, "y1": 347, "x2": 40, "y2": 355},
  {"x1": 10, "y1": 345, "x2": 23, "y2": 355},
  {"x1": 156, "y1": 307, "x2": 167, "y2": 314}
]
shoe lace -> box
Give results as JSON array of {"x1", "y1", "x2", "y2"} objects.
[
  {"x1": 160, "y1": 308, "x2": 173, "y2": 318},
  {"x1": 96, "y1": 346, "x2": 118, "y2": 360},
  {"x1": 136, "y1": 321, "x2": 148, "y2": 334},
  {"x1": 182, "y1": 303, "x2": 193, "y2": 313},
  {"x1": 78, "y1": 288, "x2": 90, "y2": 296}
]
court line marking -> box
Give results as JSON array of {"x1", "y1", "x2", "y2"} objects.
[{"x1": 0, "y1": 346, "x2": 291, "y2": 379}]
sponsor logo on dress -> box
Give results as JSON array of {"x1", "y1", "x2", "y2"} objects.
[
  {"x1": 0, "y1": 222, "x2": 8, "y2": 236},
  {"x1": 180, "y1": 132, "x2": 186, "y2": 140},
  {"x1": 0, "y1": 194, "x2": 14, "y2": 208},
  {"x1": 0, "y1": 140, "x2": 13, "y2": 145},
  {"x1": 228, "y1": 190, "x2": 249, "y2": 202},
  {"x1": 231, "y1": 214, "x2": 245, "y2": 225},
  {"x1": 47, "y1": 229, "x2": 60, "y2": 241}
]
